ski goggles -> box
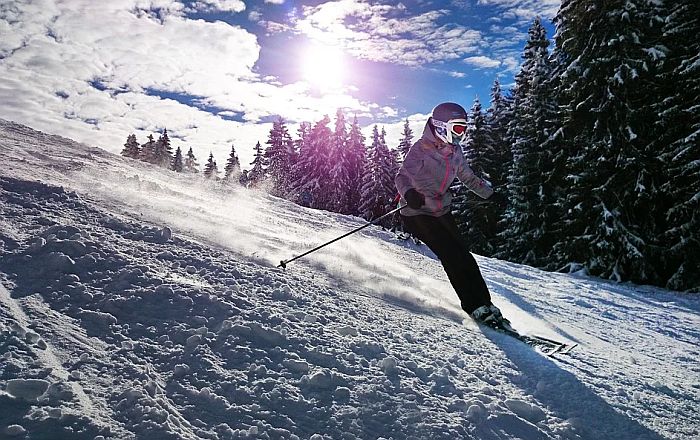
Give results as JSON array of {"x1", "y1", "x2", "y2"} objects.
[{"x1": 433, "y1": 118, "x2": 468, "y2": 136}]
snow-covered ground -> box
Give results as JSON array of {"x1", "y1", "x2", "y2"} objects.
[{"x1": 0, "y1": 118, "x2": 698, "y2": 440}]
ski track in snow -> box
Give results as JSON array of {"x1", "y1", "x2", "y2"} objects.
[{"x1": 0, "y1": 118, "x2": 699, "y2": 440}]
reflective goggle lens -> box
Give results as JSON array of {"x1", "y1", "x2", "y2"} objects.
[{"x1": 451, "y1": 124, "x2": 467, "y2": 135}]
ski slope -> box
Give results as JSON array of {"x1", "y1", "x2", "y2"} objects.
[{"x1": 0, "y1": 119, "x2": 698, "y2": 440}]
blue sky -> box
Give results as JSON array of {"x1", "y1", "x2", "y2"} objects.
[{"x1": 0, "y1": 0, "x2": 558, "y2": 166}]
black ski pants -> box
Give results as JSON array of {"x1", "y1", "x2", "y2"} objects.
[{"x1": 401, "y1": 212, "x2": 491, "y2": 314}]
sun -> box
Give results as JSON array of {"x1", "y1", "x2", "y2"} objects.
[{"x1": 301, "y1": 43, "x2": 345, "y2": 92}]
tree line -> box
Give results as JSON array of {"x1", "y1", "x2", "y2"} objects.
[
  {"x1": 120, "y1": 130, "x2": 244, "y2": 181},
  {"x1": 120, "y1": 112, "x2": 407, "y2": 223},
  {"x1": 456, "y1": 0, "x2": 698, "y2": 292},
  {"x1": 121, "y1": 0, "x2": 698, "y2": 292}
]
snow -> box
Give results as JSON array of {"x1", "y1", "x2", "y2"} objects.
[{"x1": 0, "y1": 118, "x2": 699, "y2": 439}]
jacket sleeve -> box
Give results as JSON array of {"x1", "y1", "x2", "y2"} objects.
[
  {"x1": 395, "y1": 142, "x2": 423, "y2": 197},
  {"x1": 454, "y1": 149, "x2": 494, "y2": 199}
]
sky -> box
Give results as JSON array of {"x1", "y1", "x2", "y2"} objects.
[{"x1": 0, "y1": 0, "x2": 560, "y2": 167}]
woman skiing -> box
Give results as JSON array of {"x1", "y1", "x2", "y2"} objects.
[{"x1": 395, "y1": 102, "x2": 507, "y2": 326}]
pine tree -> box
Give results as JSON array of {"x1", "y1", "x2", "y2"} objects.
[
  {"x1": 154, "y1": 128, "x2": 173, "y2": 168},
  {"x1": 203, "y1": 152, "x2": 219, "y2": 179},
  {"x1": 290, "y1": 122, "x2": 312, "y2": 206},
  {"x1": 264, "y1": 117, "x2": 296, "y2": 197},
  {"x1": 291, "y1": 116, "x2": 332, "y2": 210},
  {"x1": 379, "y1": 127, "x2": 400, "y2": 200},
  {"x1": 346, "y1": 115, "x2": 368, "y2": 216},
  {"x1": 121, "y1": 134, "x2": 140, "y2": 159},
  {"x1": 224, "y1": 144, "x2": 241, "y2": 182},
  {"x1": 327, "y1": 109, "x2": 352, "y2": 213},
  {"x1": 359, "y1": 126, "x2": 398, "y2": 224},
  {"x1": 184, "y1": 147, "x2": 200, "y2": 173},
  {"x1": 247, "y1": 141, "x2": 266, "y2": 187},
  {"x1": 484, "y1": 80, "x2": 515, "y2": 253},
  {"x1": 655, "y1": 0, "x2": 700, "y2": 291},
  {"x1": 551, "y1": 0, "x2": 665, "y2": 283},
  {"x1": 397, "y1": 119, "x2": 413, "y2": 161},
  {"x1": 485, "y1": 80, "x2": 513, "y2": 192},
  {"x1": 139, "y1": 134, "x2": 157, "y2": 164},
  {"x1": 171, "y1": 146, "x2": 183, "y2": 172},
  {"x1": 500, "y1": 17, "x2": 557, "y2": 265},
  {"x1": 453, "y1": 97, "x2": 498, "y2": 255}
]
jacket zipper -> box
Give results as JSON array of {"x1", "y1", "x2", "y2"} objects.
[{"x1": 436, "y1": 152, "x2": 451, "y2": 212}]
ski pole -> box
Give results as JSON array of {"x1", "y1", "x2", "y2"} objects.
[{"x1": 278, "y1": 205, "x2": 404, "y2": 269}]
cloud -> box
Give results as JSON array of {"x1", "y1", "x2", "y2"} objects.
[
  {"x1": 500, "y1": 55, "x2": 520, "y2": 73},
  {"x1": 0, "y1": 61, "x2": 270, "y2": 167},
  {"x1": 0, "y1": 0, "x2": 383, "y2": 167},
  {"x1": 189, "y1": 0, "x2": 246, "y2": 13},
  {"x1": 476, "y1": 0, "x2": 560, "y2": 21},
  {"x1": 464, "y1": 56, "x2": 501, "y2": 69},
  {"x1": 362, "y1": 112, "x2": 428, "y2": 151},
  {"x1": 295, "y1": 0, "x2": 483, "y2": 66},
  {"x1": 248, "y1": 10, "x2": 263, "y2": 22}
]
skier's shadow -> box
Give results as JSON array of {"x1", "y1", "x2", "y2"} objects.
[{"x1": 485, "y1": 333, "x2": 667, "y2": 440}]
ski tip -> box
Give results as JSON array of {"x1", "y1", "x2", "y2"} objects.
[{"x1": 559, "y1": 343, "x2": 578, "y2": 354}]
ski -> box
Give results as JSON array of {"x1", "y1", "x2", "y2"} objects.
[{"x1": 480, "y1": 320, "x2": 577, "y2": 357}]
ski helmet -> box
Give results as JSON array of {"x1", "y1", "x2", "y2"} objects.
[{"x1": 430, "y1": 102, "x2": 468, "y2": 147}]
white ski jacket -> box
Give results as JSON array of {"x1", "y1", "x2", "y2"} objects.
[{"x1": 395, "y1": 120, "x2": 494, "y2": 217}]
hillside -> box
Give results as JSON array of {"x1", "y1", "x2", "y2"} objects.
[{"x1": 0, "y1": 119, "x2": 698, "y2": 440}]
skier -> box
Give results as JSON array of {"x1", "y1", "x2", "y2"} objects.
[{"x1": 395, "y1": 102, "x2": 507, "y2": 327}]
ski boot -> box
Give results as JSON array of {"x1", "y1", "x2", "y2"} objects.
[{"x1": 471, "y1": 304, "x2": 515, "y2": 333}]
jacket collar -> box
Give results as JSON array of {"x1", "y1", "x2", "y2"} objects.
[{"x1": 421, "y1": 120, "x2": 439, "y2": 146}]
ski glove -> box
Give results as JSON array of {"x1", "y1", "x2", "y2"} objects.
[{"x1": 404, "y1": 188, "x2": 426, "y2": 209}]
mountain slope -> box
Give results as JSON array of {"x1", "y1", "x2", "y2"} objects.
[{"x1": 0, "y1": 119, "x2": 698, "y2": 440}]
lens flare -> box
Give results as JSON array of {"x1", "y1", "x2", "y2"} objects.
[{"x1": 302, "y1": 43, "x2": 345, "y2": 92}]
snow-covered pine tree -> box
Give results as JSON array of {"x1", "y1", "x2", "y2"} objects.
[
  {"x1": 264, "y1": 117, "x2": 296, "y2": 197},
  {"x1": 154, "y1": 128, "x2": 173, "y2": 168},
  {"x1": 379, "y1": 127, "x2": 399, "y2": 200},
  {"x1": 121, "y1": 134, "x2": 140, "y2": 159},
  {"x1": 397, "y1": 119, "x2": 413, "y2": 161},
  {"x1": 246, "y1": 141, "x2": 266, "y2": 187},
  {"x1": 654, "y1": 0, "x2": 700, "y2": 291},
  {"x1": 499, "y1": 17, "x2": 556, "y2": 266},
  {"x1": 290, "y1": 116, "x2": 332, "y2": 210},
  {"x1": 483, "y1": 80, "x2": 514, "y2": 252},
  {"x1": 139, "y1": 134, "x2": 157, "y2": 164},
  {"x1": 246, "y1": 141, "x2": 267, "y2": 188},
  {"x1": 171, "y1": 146, "x2": 183, "y2": 172},
  {"x1": 380, "y1": 127, "x2": 400, "y2": 227},
  {"x1": 224, "y1": 144, "x2": 241, "y2": 182},
  {"x1": 551, "y1": 0, "x2": 665, "y2": 283},
  {"x1": 359, "y1": 126, "x2": 382, "y2": 221},
  {"x1": 184, "y1": 147, "x2": 200, "y2": 173},
  {"x1": 203, "y1": 152, "x2": 219, "y2": 179},
  {"x1": 359, "y1": 126, "x2": 397, "y2": 224},
  {"x1": 327, "y1": 109, "x2": 352, "y2": 213},
  {"x1": 345, "y1": 115, "x2": 368, "y2": 216},
  {"x1": 452, "y1": 97, "x2": 498, "y2": 255},
  {"x1": 485, "y1": 80, "x2": 513, "y2": 193},
  {"x1": 289, "y1": 122, "x2": 312, "y2": 205}
]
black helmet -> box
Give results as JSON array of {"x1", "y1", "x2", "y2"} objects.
[{"x1": 430, "y1": 102, "x2": 468, "y2": 147}]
